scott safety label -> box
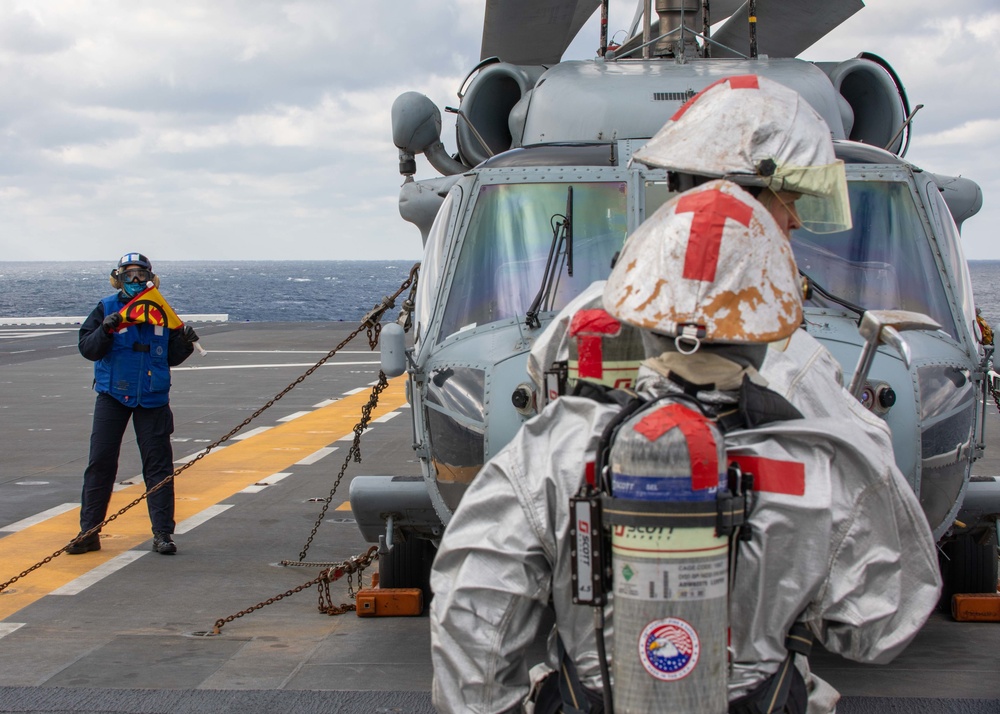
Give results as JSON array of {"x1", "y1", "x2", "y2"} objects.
[{"x1": 573, "y1": 499, "x2": 594, "y2": 600}]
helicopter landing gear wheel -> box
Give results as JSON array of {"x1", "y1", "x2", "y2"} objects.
[
  {"x1": 939, "y1": 528, "x2": 999, "y2": 609},
  {"x1": 379, "y1": 536, "x2": 437, "y2": 612}
]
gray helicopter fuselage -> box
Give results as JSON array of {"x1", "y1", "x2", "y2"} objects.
[
  {"x1": 354, "y1": 55, "x2": 990, "y2": 556},
  {"x1": 401, "y1": 141, "x2": 983, "y2": 541}
]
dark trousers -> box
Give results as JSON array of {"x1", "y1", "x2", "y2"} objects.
[{"x1": 80, "y1": 392, "x2": 176, "y2": 535}]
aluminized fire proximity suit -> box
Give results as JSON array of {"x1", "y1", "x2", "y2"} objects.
[
  {"x1": 429, "y1": 355, "x2": 941, "y2": 713},
  {"x1": 432, "y1": 157, "x2": 940, "y2": 712}
]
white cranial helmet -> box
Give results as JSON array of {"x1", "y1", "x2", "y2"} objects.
[
  {"x1": 633, "y1": 74, "x2": 851, "y2": 234},
  {"x1": 603, "y1": 180, "x2": 802, "y2": 346}
]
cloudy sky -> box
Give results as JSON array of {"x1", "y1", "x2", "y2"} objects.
[{"x1": 1, "y1": 0, "x2": 996, "y2": 262}]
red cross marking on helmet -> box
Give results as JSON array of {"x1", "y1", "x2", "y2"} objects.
[
  {"x1": 671, "y1": 74, "x2": 760, "y2": 121},
  {"x1": 676, "y1": 189, "x2": 754, "y2": 282}
]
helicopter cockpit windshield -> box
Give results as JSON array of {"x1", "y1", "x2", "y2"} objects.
[
  {"x1": 793, "y1": 178, "x2": 959, "y2": 340},
  {"x1": 439, "y1": 181, "x2": 628, "y2": 342}
]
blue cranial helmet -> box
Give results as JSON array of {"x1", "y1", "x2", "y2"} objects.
[{"x1": 113, "y1": 252, "x2": 155, "y2": 297}]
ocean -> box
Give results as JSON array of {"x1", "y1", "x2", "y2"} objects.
[
  {"x1": 2, "y1": 259, "x2": 1000, "y2": 329},
  {"x1": 0, "y1": 261, "x2": 416, "y2": 323}
]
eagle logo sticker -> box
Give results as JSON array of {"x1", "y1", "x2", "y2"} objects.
[{"x1": 638, "y1": 617, "x2": 700, "y2": 681}]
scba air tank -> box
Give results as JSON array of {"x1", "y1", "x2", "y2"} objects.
[{"x1": 609, "y1": 401, "x2": 729, "y2": 713}]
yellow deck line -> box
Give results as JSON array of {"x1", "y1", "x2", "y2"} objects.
[{"x1": 0, "y1": 377, "x2": 406, "y2": 621}]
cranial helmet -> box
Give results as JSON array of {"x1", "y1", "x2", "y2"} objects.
[
  {"x1": 110, "y1": 252, "x2": 159, "y2": 291},
  {"x1": 633, "y1": 74, "x2": 852, "y2": 234},
  {"x1": 603, "y1": 180, "x2": 802, "y2": 347}
]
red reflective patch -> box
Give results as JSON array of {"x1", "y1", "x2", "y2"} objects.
[
  {"x1": 671, "y1": 74, "x2": 761, "y2": 120},
  {"x1": 728, "y1": 454, "x2": 805, "y2": 496},
  {"x1": 676, "y1": 189, "x2": 754, "y2": 282},
  {"x1": 569, "y1": 309, "x2": 621, "y2": 337},
  {"x1": 634, "y1": 404, "x2": 718, "y2": 490},
  {"x1": 570, "y1": 309, "x2": 622, "y2": 379}
]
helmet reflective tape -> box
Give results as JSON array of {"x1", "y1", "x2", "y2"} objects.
[
  {"x1": 632, "y1": 75, "x2": 851, "y2": 235},
  {"x1": 117, "y1": 252, "x2": 152, "y2": 271},
  {"x1": 603, "y1": 180, "x2": 801, "y2": 344}
]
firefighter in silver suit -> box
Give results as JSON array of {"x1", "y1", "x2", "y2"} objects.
[{"x1": 430, "y1": 77, "x2": 940, "y2": 714}]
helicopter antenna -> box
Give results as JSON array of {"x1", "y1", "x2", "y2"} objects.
[
  {"x1": 599, "y1": 0, "x2": 609, "y2": 57},
  {"x1": 748, "y1": 0, "x2": 758, "y2": 59},
  {"x1": 702, "y1": 0, "x2": 711, "y2": 58}
]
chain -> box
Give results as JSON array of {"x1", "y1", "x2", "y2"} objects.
[
  {"x1": 212, "y1": 546, "x2": 379, "y2": 633},
  {"x1": 287, "y1": 372, "x2": 389, "y2": 563},
  {"x1": 285, "y1": 262, "x2": 420, "y2": 564},
  {"x1": 0, "y1": 264, "x2": 419, "y2": 595}
]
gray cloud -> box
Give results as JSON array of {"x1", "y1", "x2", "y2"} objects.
[{"x1": 0, "y1": 0, "x2": 996, "y2": 264}]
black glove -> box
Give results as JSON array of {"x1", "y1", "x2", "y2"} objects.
[
  {"x1": 102, "y1": 312, "x2": 122, "y2": 334},
  {"x1": 182, "y1": 325, "x2": 199, "y2": 343}
]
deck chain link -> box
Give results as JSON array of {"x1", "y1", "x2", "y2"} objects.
[
  {"x1": 0, "y1": 263, "x2": 419, "y2": 598},
  {"x1": 212, "y1": 546, "x2": 379, "y2": 634}
]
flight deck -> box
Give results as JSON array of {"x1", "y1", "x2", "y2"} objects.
[{"x1": 0, "y1": 321, "x2": 997, "y2": 713}]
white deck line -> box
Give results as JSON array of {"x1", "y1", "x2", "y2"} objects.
[
  {"x1": 171, "y1": 361, "x2": 380, "y2": 371},
  {"x1": 277, "y1": 411, "x2": 311, "y2": 422},
  {"x1": 231, "y1": 426, "x2": 273, "y2": 441},
  {"x1": 238, "y1": 472, "x2": 293, "y2": 494},
  {"x1": 313, "y1": 398, "x2": 339, "y2": 408},
  {"x1": 195, "y1": 350, "x2": 375, "y2": 355},
  {"x1": 50, "y1": 551, "x2": 150, "y2": 596},
  {"x1": 342, "y1": 387, "x2": 369, "y2": 395},
  {"x1": 0, "y1": 623, "x2": 25, "y2": 640},
  {"x1": 0, "y1": 329, "x2": 77, "y2": 339},
  {"x1": 175, "y1": 504, "x2": 233, "y2": 534},
  {"x1": 372, "y1": 412, "x2": 400, "y2": 423},
  {"x1": 295, "y1": 447, "x2": 338, "y2": 465},
  {"x1": 0, "y1": 503, "x2": 78, "y2": 533},
  {"x1": 0, "y1": 314, "x2": 228, "y2": 326},
  {"x1": 260, "y1": 472, "x2": 293, "y2": 485},
  {"x1": 174, "y1": 450, "x2": 210, "y2": 464}
]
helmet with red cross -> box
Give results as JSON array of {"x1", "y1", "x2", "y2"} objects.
[
  {"x1": 603, "y1": 180, "x2": 801, "y2": 347},
  {"x1": 633, "y1": 74, "x2": 851, "y2": 234}
]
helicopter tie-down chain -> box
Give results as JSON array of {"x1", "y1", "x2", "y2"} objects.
[
  {"x1": 211, "y1": 546, "x2": 380, "y2": 634},
  {"x1": 0, "y1": 263, "x2": 419, "y2": 597}
]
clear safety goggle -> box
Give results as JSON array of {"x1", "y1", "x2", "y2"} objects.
[
  {"x1": 765, "y1": 160, "x2": 852, "y2": 234},
  {"x1": 120, "y1": 267, "x2": 151, "y2": 283}
]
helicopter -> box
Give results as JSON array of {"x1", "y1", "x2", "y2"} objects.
[{"x1": 349, "y1": 0, "x2": 997, "y2": 603}]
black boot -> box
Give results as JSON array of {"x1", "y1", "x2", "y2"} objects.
[
  {"x1": 66, "y1": 531, "x2": 101, "y2": 555},
  {"x1": 152, "y1": 532, "x2": 177, "y2": 555}
]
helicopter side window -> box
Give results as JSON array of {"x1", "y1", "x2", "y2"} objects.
[
  {"x1": 792, "y1": 180, "x2": 958, "y2": 340},
  {"x1": 925, "y1": 187, "x2": 977, "y2": 344},
  {"x1": 439, "y1": 181, "x2": 628, "y2": 341},
  {"x1": 415, "y1": 188, "x2": 459, "y2": 349}
]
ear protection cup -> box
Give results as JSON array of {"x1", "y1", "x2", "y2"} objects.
[{"x1": 152, "y1": 275, "x2": 160, "y2": 289}]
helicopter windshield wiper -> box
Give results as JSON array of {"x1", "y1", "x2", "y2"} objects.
[
  {"x1": 799, "y1": 270, "x2": 866, "y2": 322},
  {"x1": 526, "y1": 186, "x2": 573, "y2": 329}
]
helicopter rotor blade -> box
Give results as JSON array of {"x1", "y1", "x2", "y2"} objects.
[
  {"x1": 481, "y1": 0, "x2": 601, "y2": 65},
  {"x1": 712, "y1": 0, "x2": 864, "y2": 58}
]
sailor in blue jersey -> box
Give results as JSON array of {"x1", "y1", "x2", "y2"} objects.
[{"x1": 67, "y1": 253, "x2": 198, "y2": 555}]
